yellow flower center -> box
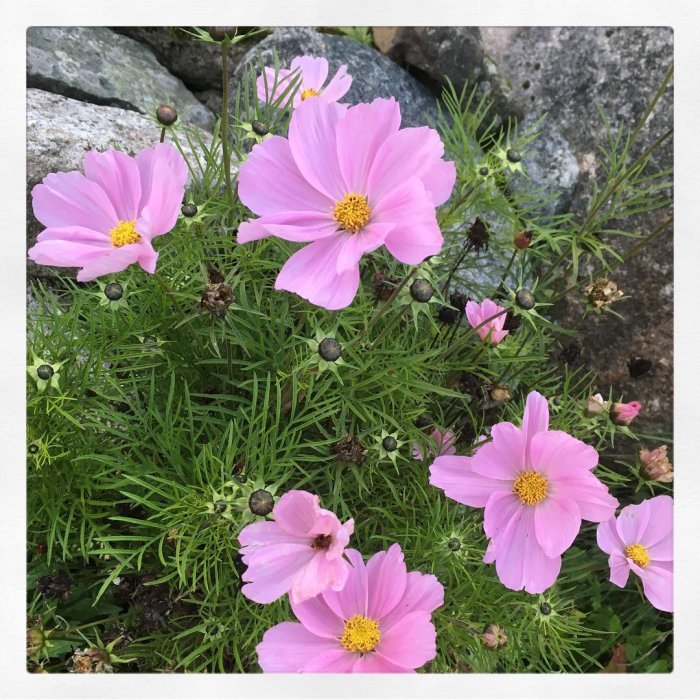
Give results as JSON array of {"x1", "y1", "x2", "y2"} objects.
[
  {"x1": 512, "y1": 470, "x2": 548, "y2": 505},
  {"x1": 333, "y1": 194, "x2": 371, "y2": 233},
  {"x1": 301, "y1": 88, "x2": 320, "y2": 100},
  {"x1": 340, "y1": 615, "x2": 381, "y2": 654},
  {"x1": 110, "y1": 220, "x2": 141, "y2": 247},
  {"x1": 625, "y1": 543, "x2": 651, "y2": 568}
]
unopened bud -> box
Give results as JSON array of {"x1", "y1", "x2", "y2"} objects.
[
  {"x1": 610, "y1": 401, "x2": 642, "y2": 426},
  {"x1": 583, "y1": 393, "x2": 608, "y2": 418},
  {"x1": 248, "y1": 489, "x2": 274, "y2": 516},
  {"x1": 156, "y1": 105, "x2": 178, "y2": 126},
  {"x1": 513, "y1": 230, "x2": 533, "y2": 249},
  {"x1": 409, "y1": 278, "x2": 434, "y2": 303},
  {"x1": 515, "y1": 289, "x2": 535, "y2": 310},
  {"x1": 506, "y1": 148, "x2": 521, "y2": 163},
  {"x1": 482, "y1": 623, "x2": 507, "y2": 650},
  {"x1": 382, "y1": 436, "x2": 398, "y2": 452},
  {"x1": 318, "y1": 338, "x2": 342, "y2": 362},
  {"x1": 208, "y1": 26, "x2": 237, "y2": 41},
  {"x1": 104, "y1": 282, "x2": 123, "y2": 301},
  {"x1": 181, "y1": 203, "x2": 198, "y2": 217},
  {"x1": 251, "y1": 120, "x2": 269, "y2": 136},
  {"x1": 36, "y1": 365, "x2": 54, "y2": 381}
]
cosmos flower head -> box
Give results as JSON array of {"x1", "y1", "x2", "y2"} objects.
[
  {"x1": 28, "y1": 144, "x2": 188, "y2": 281},
  {"x1": 236, "y1": 96, "x2": 456, "y2": 309},
  {"x1": 465, "y1": 298, "x2": 509, "y2": 345},
  {"x1": 412, "y1": 428, "x2": 457, "y2": 462}
]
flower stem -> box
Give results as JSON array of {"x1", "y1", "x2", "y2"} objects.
[
  {"x1": 441, "y1": 241, "x2": 473, "y2": 296},
  {"x1": 438, "y1": 308, "x2": 508, "y2": 362},
  {"x1": 159, "y1": 127, "x2": 166, "y2": 143},
  {"x1": 220, "y1": 41, "x2": 235, "y2": 227},
  {"x1": 368, "y1": 305, "x2": 410, "y2": 349}
]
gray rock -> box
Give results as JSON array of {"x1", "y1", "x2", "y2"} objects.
[
  {"x1": 27, "y1": 26, "x2": 215, "y2": 131},
  {"x1": 231, "y1": 27, "x2": 440, "y2": 127},
  {"x1": 26, "y1": 88, "x2": 212, "y2": 279},
  {"x1": 111, "y1": 27, "x2": 260, "y2": 94}
]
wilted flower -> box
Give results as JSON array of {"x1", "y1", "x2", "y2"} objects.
[
  {"x1": 257, "y1": 55, "x2": 352, "y2": 108},
  {"x1": 585, "y1": 278, "x2": 624, "y2": 309},
  {"x1": 256, "y1": 544, "x2": 444, "y2": 672},
  {"x1": 597, "y1": 495, "x2": 673, "y2": 612},
  {"x1": 334, "y1": 434, "x2": 368, "y2": 464},
  {"x1": 200, "y1": 269, "x2": 235, "y2": 318},
  {"x1": 583, "y1": 393, "x2": 609, "y2": 418},
  {"x1": 465, "y1": 298, "x2": 509, "y2": 345},
  {"x1": 467, "y1": 217, "x2": 490, "y2": 251},
  {"x1": 639, "y1": 445, "x2": 673, "y2": 483},
  {"x1": 611, "y1": 401, "x2": 642, "y2": 426},
  {"x1": 238, "y1": 490, "x2": 355, "y2": 604},
  {"x1": 412, "y1": 428, "x2": 457, "y2": 461},
  {"x1": 236, "y1": 97, "x2": 456, "y2": 309},
  {"x1": 488, "y1": 384, "x2": 512, "y2": 403},
  {"x1": 482, "y1": 623, "x2": 508, "y2": 650},
  {"x1": 67, "y1": 648, "x2": 113, "y2": 673},
  {"x1": 28, "y1": 143, "x2": 187, "y2": 281}
]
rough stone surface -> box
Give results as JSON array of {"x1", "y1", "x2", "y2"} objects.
[
  {"x1": 111, "y1": 27, "x2": 258, "y2": 94},
  {"x1": 26, "y1": 88, "x2": 212, "y2": 279},
  {"x1": 27, "y1": 27, "x2": 215, "y2": 131},
  {"x1": 231, "y1": 27, "x2": 440, "y2": 127}
]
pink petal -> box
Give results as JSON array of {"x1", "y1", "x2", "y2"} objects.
[
  {"x1": 429, "y1": 454, "x2": 511, "y2": 508},
  {"x1": 376, "y1": 611, "x2": 436, "y2": 670},
  {"x1": 616, "y1": 500, "x2": 651, "y2": 545},
  {"x1": 288, "y1": 99, "x2": 346, "y2": 200},
  {"x1": 237, "y1": 211, "x2": 339, "y2": 244},
  {"x1": 292, "y1": 55, "x2": 329, "y2": 91},
  {"x1": 321, "y1": 64, "x2": 352, "y2": 102},
  {"x1": 553, "y1": 470, "x2": 619, "y2": 522},
  {"x1": 529, "y1": 430, "x2": 599, "y2": 479},
  {"x1": 237, "y1": 136, "x2": 334, "y2": 216},
  {"x1": 238, "y1": 520, "x2": 308, "y2": 549},
  {"x1": 368, "y1": 125, "x2": 455, "y2": 206},
  {"x1": 291, "y1": 591, "x2": 345, "y2": 639},
  {"x1": 639, "y1": 495, "x2": 673, "y2": 548},
  {"x1": 380, "y1": 572, "x2": 444, "y2": 632},
  {"x1": 336, "y1": 223, "x2": 395, "y2": 274},
  {"x1": 483, "y1": 492, "x2": 523, "y2": 543},
  {"x1": 274, "y1": 233, "x2": 361, "y2": 310},
  {"x1": 596, "y1": 517, "x2": 624, "y2": 555},
  {"x1": 372, "y1": 178, "x2": 443, "y2": 264},
  {"x1": 290, "y1": 552, "x2": 350, "y2": 605},
  {"x1": 352, "y1": 653, "x2": 413, "y2": 673},
  {"x1": 28, "y1": 238, "x2": 111, "y2": 267},
  {"x1": 638, "y1": 561, "x2": 673, "y2": 612},
  {"x1": 323, "y1": 549, "x2": 368, "y2": 620},
  {"x1": 83, "y1": 149, "x2": 141, "y2": 221},
  {"x1": 608, "y1": 553, "x2": 631, "y2": 587},
  {"x1": 647, "y1": 532, "x2": 673, "y2": 561},
  {"x1": 274, "y1": 490, "x2": 320, "y2": 536},
  {"x1": 325, "y1": 519, "x2": 354, "y2": 560},
  {"x1": 521, "y1": 391, "x2": 549, "y2": 447},
  {"x1": 34, "y1": 225, "x2": 110, "y2": 243},
  {"x1": 336, "y1": 98, "x2": 401, "y2": 193},
  {"x1": 365, "y1": 543, "x2": 407, "y2": 620},
  {"x1": 257, "y1": 67, "x2": 293, "y2": 104},
  {"x1": 492, "y1": 507, "x2": 562, "y2": 593},
  {"x1": 75, "y1": 243, "x2": 148, "y2": 282},
  {"x1": 533, "y1": 496, "x2": 582, "y2": 557},
  {"x1": 301, "y1": 649, "x2": 357, "y2": 673},
  {"x1": 256, "y1": 621, "x2": 338, "y2": 673},
  {"x1": 471, "y1": 422, "x2": 525, "y2": 480},
  {"x1": 32, "y1": 171, "x2": 118, "y2": 232}
]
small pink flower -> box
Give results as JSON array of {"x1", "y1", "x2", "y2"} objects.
[
  {"x1": 236, "y1": 97, "x2": 456, "y2": 309},
  {"x1": 256, "y1": 543, "x2": 444, "y2": 673},
  {"x1": 412, "y1": 429, "x2": 457, "y2": 461},
  {"x1": 639, "y1": 445, "x2": 673, "y2": 483},
  {"x1": 28, "y1": 144, "x2": 188, "y2": 281},
  {"x1": 465, "y1": 299, "x2": 509, "y2": 344},
  {"x1": 238, "y1": 490, "x2": 354, "y2": 605},
  {"x1": 257, "y1": 55, "x2": 352, "y2": 108},
  {"x1": 611, "y1": 401, "x2": 642, "y2": 426},
  {"x1": 597, "y1": 495, "x2": 673, "y2": 612},
  {"x1": 429, "y1": 391, "x2": 619, "y2": 593}
]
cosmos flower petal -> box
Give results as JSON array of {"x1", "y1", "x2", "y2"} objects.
[
  {"x1": 28, "y1": 239, "x2": 112, "y2": 267},
  {"x1": 291, "y1": 55, "x2": 329, "y2": 91},
  {"x1": 238, "y1": 211, "x2": 339, "y2": 244},
  {"x1": 521, "y1": 391, "x2": 550, "y2": 445},
  {"x1": 471, "y1": 422, "x2": 526, "y2": 480},
  {"x1": 321, "y1": 64, "x2": 352, "y2": 102},
  {"x1": 366, "y1": 543, "x2": 407, "y2": 620},
  {"x1": 533, "y1": 496, "x2": 581, "y2": 557},
  {"x1": 638, "y1": 494, "x2": 673, "y2": 547},
  {"x1": 301, "y1": 649, "x2": 358, "y2": 673},
  {"x1": 616, "y1": 500, "x2": 651, "y2": 545},
  {"x1": 291, "y1": 593, "x2": 345, "y2": 639},
  {"x1": 135, "y1": 143, "x2": 188, "y2": 220},
  {"x1": 273, "y1": 490, "x2": 322, "y2": 536},
  {"x1": 596, "y1": 516, "x2": 624, "y2": 555},
  {"x1": 336, "y1": 223, "x2": 394, "y2": 274},
  {"x1": 528, "y1": 430, "x2": 599, "y2": 479},
  {"x1": 352, "y1": 653, "x2": 414, "y2": 673},
  {"x1": 554, "y1": 471, "x2": 619, "y2": 522},
  {"x1": 75, "y1": 243, "x2": 147, "y2": 282},
  {"x1": 322, "y1": 549, "x2": 368, "y2": 620},
  {"x1": 256, "y1": 622, "x2": 339, "y2": 673},
  {"x1": 378, "y1": 611, "x2": 437, "y2": 670},
  {"x1": 638, "y1": 561, "x2": 673, "y2": 612},
  {"x1": 608, "y1": 553, "x2": 631, "y2": 587},
  {"x1": 291, "y1": 553, "x2": 350, "y2": 605},
  {"x1": 380, "y1": 571, "x2": 445, "y2": 632},
  {"x1": 238, "y1": 520, "x2": 309, "y2": 549},
  {"x1": 483, "y1": 491, "x2": 523, "y2": 543},
  {"x1": 84, "y1": 148, "x2": 142, "y2": 221},
  {"x1": 430, "y1": 454, "x2": 511, "y2": 508},
  {"x1": 465, "y1": 299, "x2": 508, "y2": 344}
]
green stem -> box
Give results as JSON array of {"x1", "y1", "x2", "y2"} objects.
[
  {"x1": 368, "y1": 306, "x2": 410, "y2": 349},
  {"x1": 493, "y1": 248, "x2": 518, "y2": 297},
  {"x1": 441, "y1": 241, "x2": 473, "y2": 296},
  {"x1": 221, "y1": 41, "x2": 235, "y2": 227},
  {"x1": 438, "y1": 308, "x2": 508, "y2": 362}
]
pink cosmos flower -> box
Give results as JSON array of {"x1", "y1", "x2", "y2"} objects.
[
  {"x1": 597, "y1": 495, "x2": 673, "y2": 612},
  {"x1": 236, "y1": 97, "x2": 456, "y2": 310},
  {"x1": 465, "y1": 298, "x2": 509, "y2": 344},
  {"x1": 256, "y1": 543, "x2": 444, "y2": 673},
  {"x1": 412, "y1": 429, "x2": 457, "y2": 461},
  {"x1": 28, "y1": 144, "x2": 188, "y2": 282},
  {"x1": 610, "y1": 401, "x2": 642, "y2": 426},
  {"x1": 257, "y1": 55, "x2": 352, "y2": 108},
  {"x1": 238, "y1": 490, "x2": 355, "y2": 605},
  {"x1": 429, "y1": 391, "x2": 619, "y2": 593}
]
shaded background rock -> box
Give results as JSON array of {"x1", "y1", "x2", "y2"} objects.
[
  {"x1": 27, "y1": 27, "x2": 215, "y2": 131},
  {"x1": 231, "y1": 27, "x2": 440, "y2": 127}
]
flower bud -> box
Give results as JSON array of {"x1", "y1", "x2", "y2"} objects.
[
  {"x1": 28, "y1": 443, "x2": 39, "y2": 454},
  {"x1": 539, "y1": 602, "x2": 552, "y2": 615},
  {"x1": 104, "y1": 282, "x2": 124, "y2": 301},
  {"x1": 208, "y1": 26, "x2": 237, "y2": 41},
  {"x1": 583, "y1": 393, "x2": 608, "y2": 418},
  {"x1": 409, "y1": 278, "x2": 433, "y2": 303},
  {"x1": 506, "y1": 148, "x2": 521, "y2": 163},
  {"x1": 478, "y1": 166, "x2": 489, "y2": 177},
  {"x1": 382, "y1": 436, "x2": 398, "y2": 452},
  {"x1": 467, "y1": 217, "x2": 490, "y2": 250},
  {"x1": 251, "y1": 120, "x2": 269, "y2": 136},
  {"x1": 248, "y1": 489, "x2": 274, "y2": 516},
  {"x1": 515, "y1": 289, "x2": 535, "y2": 310},
  {"x1": 233, "y1": 473, "x2": 247, "y2": 484},
  {"x1": 447, "y1": 537, "x2": 461, "y2": 552},
  {"x1": 155, "y1": 105, "x2": 178, "y2": 126},
  {"x1": 36, "y1": 364, "x2": 54, "y2": 381},
  {"x1": 639, "y1": 445, "x2": 673, "y2": 483},
  {"x1": 513, "y1": 230, "x2": 533, "y2": 249},
  {"x1": 610, "y1": 401, "x2": 642, "y2": 426},
  {"x1": 482, "y1": 623, "x2": 507, "y2": 650},
  {"x1": 318, "y1": 337, "x2": 342, "y2": 362},
  {"x1": 181, "y1": 203, "x2": 198, "y2": 217}
]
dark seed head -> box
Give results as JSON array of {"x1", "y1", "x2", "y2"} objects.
[
  {"x1": 251, "y1": 120, "x2": 269, "y2": 136},
  {"x1": 181, "y1": 203, "x2": 198, "y2": 217},
  {"x1": 373, "y1": 272, "x2": 396, "y2": 301},
  {"x1": 156, "y1": 105, "x2": 178, "y2": 126},
  {"x1": 506, "y1": 148, "x2": 521, "y2": 163},
  {"x1": 208, "y1": 26, "x2": 237, "y2": 41},
  {"x1": 437, "y1": 305, "x2": 459, "y2": 324},
  {"x1": 104, "y1": 282, "x2": 124, "y2": 301},
  {"x1": 410, "y1": 278, "x2": 433, "y2": 303},
  {"x1": 36, "y1": 364, "x2": 54, "y2": 381},
  {"x1": 447, "y1": 537, "x2": 461, "y2": 552},
  {"x1": 515, "y1": 289, "x2": 535, "y2": 310},
  {"x1": 214, "y1": 501, "x2": 228, "y2": 513},
  {"x1": 318, "y1": 337, "x2": 342, "y2": 362},
  {"x1": 467, "y1": 217, "x2": 490, "y2": 250},
  {"x1": 249, "y1": 489, "x2": 274, "y2": 516},
  {"x1": 28, "y1": 443, "x2": 39, "y2": 454},
  {"x1": 539, "y1": 602, "x2": 552, "y2": 615},
  {"x1": 449, "y1": 290, "x2": 468, "y2": 311},
  {"x1": 334, "y1": 434, "x2": 368, "y2": 464},
  {"x1": 382, "y1": 435, "x2": 398, "y2": 452},
  {"x1": 479, "y1": 166, "x2": 489, "y2": 177}
]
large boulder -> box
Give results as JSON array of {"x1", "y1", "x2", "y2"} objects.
[
  {"x1": 27, "y1": 27, "x2": 215, "y2": 131},
  {"x1": 231, "y1": 27, "x2": 440, "y2": 128}
]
